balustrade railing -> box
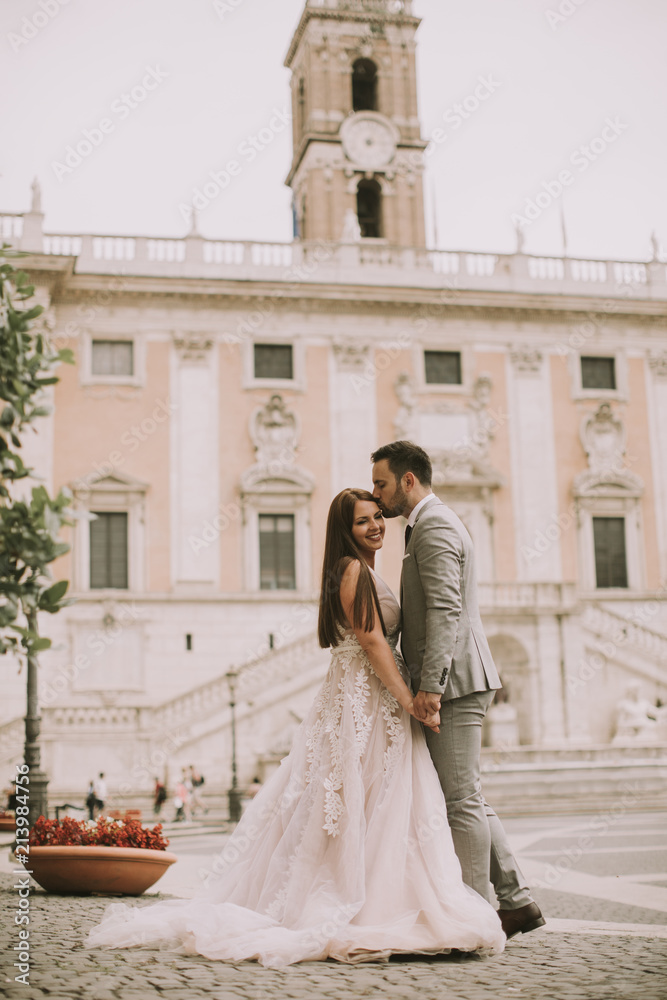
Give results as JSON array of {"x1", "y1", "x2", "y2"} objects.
[
  {"x1": 478, "y1": 582, "x2": 576, "y2": 610},
  {"x1": 1, "y1": 208, "x2": 663, "y2": 297},
  {"x1": 583, "y1": 604, "x2": 667, "y2": 664},
  {"x1": 0, "y1": 214, "x2": 23, "y2": 240}
]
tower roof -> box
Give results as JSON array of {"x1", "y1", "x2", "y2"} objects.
[{"x1": 285, "y1": 0, "x2": 419, "y2": 67}]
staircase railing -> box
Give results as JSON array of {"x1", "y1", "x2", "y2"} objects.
[{"x1": 582, "y1": 603, "x2": 667, "y2": 667}]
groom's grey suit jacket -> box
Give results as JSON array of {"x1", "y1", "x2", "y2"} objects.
[{"x1": 400, "y1": 496, "x2": 501, "y2": 702}]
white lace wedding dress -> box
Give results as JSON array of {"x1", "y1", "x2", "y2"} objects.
[{"x1": 86, "y1": 571, "x2": 505, "y2": 967}]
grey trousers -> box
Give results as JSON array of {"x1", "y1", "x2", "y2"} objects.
[{"x1": 424, "y1": 688, "x2": 532, "y2": 909}]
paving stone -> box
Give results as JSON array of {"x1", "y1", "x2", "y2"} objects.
[{"x1": 3, "y1": 872, "x2": 667, "y2": 1000}]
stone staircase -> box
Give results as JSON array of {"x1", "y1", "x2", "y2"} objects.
[
  {"x1": 480, "y1": 602, "x2": 667, "y2": 814},
  {"x1": 581, "y1": 602, "x2": 667, "y2": 687},
  {"x1": 0, "y1": 629, "x2": 331, "y2": 802},
  {"x1": 2, "y1": 602, "x2": 666, "y2": 818}
]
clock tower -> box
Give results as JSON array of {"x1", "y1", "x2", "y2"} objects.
[{"x1": 285, "y1": 0, "x2": 427, "y2": 247}]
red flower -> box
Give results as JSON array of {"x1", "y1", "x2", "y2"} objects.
[{"x1": 29, "y1": 815, "x2": 169, "y2": 850}]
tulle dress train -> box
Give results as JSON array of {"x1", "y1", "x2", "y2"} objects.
[{"x1": 86, "y1": 572, "x2": 505, "y2": 967}]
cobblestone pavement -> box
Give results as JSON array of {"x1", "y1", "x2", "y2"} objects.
[{"x1": 2, "y1": 811, "x2": 667, "y2": 1000}]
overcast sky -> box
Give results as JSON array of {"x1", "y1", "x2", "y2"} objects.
[{"x1": 1, "y1": 0, "x2": 665, "y2": 261}]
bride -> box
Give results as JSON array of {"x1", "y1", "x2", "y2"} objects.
[{"x1": 86, "y1": 488, "x2": 505, "y2": 966}]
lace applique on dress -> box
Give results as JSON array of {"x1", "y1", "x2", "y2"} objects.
[
  {"x1": 348, "y1": 666, "x2": 372, "y2": 756},
  {"x1": 322, "y1": 670, "x2": 346, "y2": 837},
  {"x1": 305, "y1": 672, "x2": 331, "y2": 785},
  {"x1": 380, "y1": 687, "x2": 406, "y2": 780}
]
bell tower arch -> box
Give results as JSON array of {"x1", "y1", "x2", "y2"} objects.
[{"x1": 285, "y1": 0, "x2": 427, "y2": 247}]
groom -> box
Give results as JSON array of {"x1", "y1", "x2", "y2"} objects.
[{"x1": 371, "y1": 440, "x2": 545, "y2": 939}]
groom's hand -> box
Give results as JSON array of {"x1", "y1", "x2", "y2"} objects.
[{"x1": 414, "y1": 690, "x2": 442, "y2": 721}]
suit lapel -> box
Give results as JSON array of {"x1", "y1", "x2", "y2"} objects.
[{"x1": 400, "y1": 496, "x2": 440, "y2": 604}]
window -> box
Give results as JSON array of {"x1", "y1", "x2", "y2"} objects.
[
  {"x1": 357, "y1": 179, "x2": 382, "y2": 239},
  {"x1": 254, "y1": 344, "x2": 293, "y2": 380},
  {"x1": 91, "y1": 340, "x2": 134, "y2": 377},
  {"x1": 297, "y1": 77, "x2": 306, "y2": 135},
  {"x1": 581, "y1": 356, "x2": 616, "y2": 391},
  {"x1": 424, "y1": 350, "x2": 462, "y2": 385},
  {"x1": 593, "y1": 517, "x2": 628, "y2": 588},
  {"x1": 90, "y1": 512, "x2": 128, "y2": 589},
  {"x1": 352, "y1": 58, "x2": 378, "y2": 111},
  {"x1": 259, "y1": 514, "x2": 296, "y2": 590}
]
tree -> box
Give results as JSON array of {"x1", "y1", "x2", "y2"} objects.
[{"x1": 0, "y1": 247, "x2": 74, "y2": 826}]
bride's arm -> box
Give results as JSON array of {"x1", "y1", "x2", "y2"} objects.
[{"x1": 340, "y1": 561, "x2": 440, "y2": 732}]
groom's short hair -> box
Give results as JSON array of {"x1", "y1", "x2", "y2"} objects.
[{"x1": 371, "y1": 440, "x2": 432, "y2": 487}]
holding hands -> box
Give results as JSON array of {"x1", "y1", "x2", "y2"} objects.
[{"x1": 410, "y1": 690, "x2": 442, "y2": 732}]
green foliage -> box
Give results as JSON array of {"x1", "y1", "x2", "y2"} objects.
[{"x1": 0, "y1": 247, "x2": 75, "y2": 661}]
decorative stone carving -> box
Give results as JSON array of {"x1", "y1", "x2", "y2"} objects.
[
  {"x1": 574, "y1": 403, "x2": 643, "y2": 496},
  {"x1": 611, "y1": 681, "x2": 660, "y2": 745},
  {"x1": 580, "y1": 402, "x2": 625, "y2": 477},
  {"x1": 341, "y1": 208, "x2": 362, "y2": 241},
  {"x1": 394, "y1": 371, "x2": 502, "y2": 491},
  {"x1": 650, "y1": 230, "x2": 660, "y2": 262},
  {"x1": 31, "y1": 176, "x2": 42, "y2": 214},
  {"x1": 173, "y1": 332, "x2": 213, "y2": 364},
  {"x1": 467, "y1": 372, "x2": 497, "y2": 461},
  {"x1": 509, "y1": 345, "x2": 543, "y2": 374},
  {"x1": 333, "y1": 340, "x2": 370, "y2": 373},
  {"x1": 393, "y1": 372, "x2": 418, "y2": 440},
  {"x1": 648, "y1": 351, "x2": 667, "y2": 379},
  {"x1": 250, "y1": 394, "x2": 299, "y2": 469}
]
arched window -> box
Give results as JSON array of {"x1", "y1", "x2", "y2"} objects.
[
  {"x1": 356, "y1": 179, "x2": 383, "y2": 238},
  {"x1": 297, "y1": 77, "x2": 306, "y2": 135},
  {"x1": 352, "y1": 58, "x2": 378, "y2": 112}
]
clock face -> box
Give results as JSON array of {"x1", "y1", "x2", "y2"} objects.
[{"x1": 341, "y1": 114, "x2": 397, "y2": 170}]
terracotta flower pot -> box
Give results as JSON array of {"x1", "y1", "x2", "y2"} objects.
[
  {"x1": 27, "y1": 845, "x2": 178, "y2": 896},
  {"x1": 0, "y1": 815, "x2": 16, "y2": 832}
]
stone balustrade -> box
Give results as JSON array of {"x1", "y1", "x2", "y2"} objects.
[
  {"x1": 478, "y1": 581, "x2": 578, "y2": 613},
  {"x1": 3, "y1": 209, "x2": 665, "y2": 300}
]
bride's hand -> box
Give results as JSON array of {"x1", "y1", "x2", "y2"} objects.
[
  {"x1": 421, "y1": 710, "x2": 440, "y2": 733},
  {"x1": 405, "y1": 701, "x2": 440, "y2": 733}
]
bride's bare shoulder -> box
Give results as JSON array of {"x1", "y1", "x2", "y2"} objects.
[{"x1": 339, "y1": 557, "x2": 361, "y2": 585}]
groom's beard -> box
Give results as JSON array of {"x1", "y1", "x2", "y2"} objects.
[{"x1": 380, "y1": 485, "x2": 409, "y2": 518}]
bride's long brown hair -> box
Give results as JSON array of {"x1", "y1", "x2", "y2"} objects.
[{"x1": 317, "y1": 488, "x2": 387, "y2": 649}]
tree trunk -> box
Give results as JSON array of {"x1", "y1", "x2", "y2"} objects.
[{"x1": 24, "y1": 609, "x2": 49, "y2": 827}]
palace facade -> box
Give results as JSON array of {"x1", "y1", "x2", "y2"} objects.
[{"x1": 2, "y1": 0, "x2": 667, "y2": 808}]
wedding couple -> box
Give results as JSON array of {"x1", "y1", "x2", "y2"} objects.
[{"x1": 87, "y1": 440, "x2": 544, "y2": 967}]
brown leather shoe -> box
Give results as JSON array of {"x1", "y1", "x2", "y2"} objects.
[{"x1": 497, "y1": 902, "x2": 546, "y2": 939}]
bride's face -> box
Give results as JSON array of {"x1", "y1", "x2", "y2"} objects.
[{"x1": 351, "y1": 500, "x2": 385, "y2": 557}]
